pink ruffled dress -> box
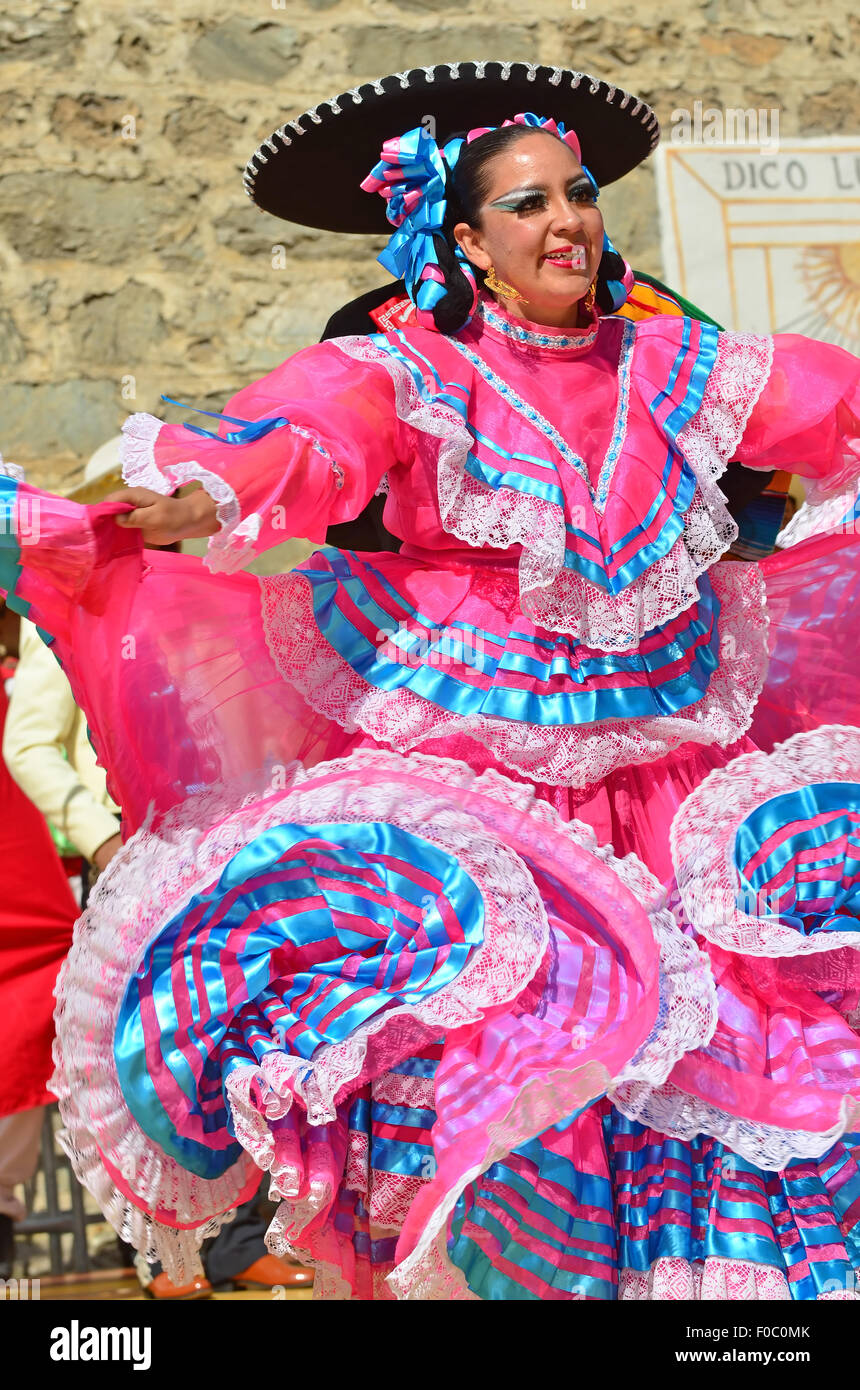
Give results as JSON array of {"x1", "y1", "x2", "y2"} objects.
[{"x1": 2, "y1": 293, "x2": 859, "y2": 1300}]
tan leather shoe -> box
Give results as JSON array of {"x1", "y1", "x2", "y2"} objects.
[
  {"x1": 232, "y1": 1255, "x2": 313, "y2": 1290},
  {"x1": 145, "y1": 1271, "x2": 213, "y2": 1300}
]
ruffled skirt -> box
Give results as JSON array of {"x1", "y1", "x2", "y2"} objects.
[
  {"x1": 306, "y1": 1074, "x2": 860, "y2": 1301},
  {"x1": 1, "y1": 479, "x2": 859, "y2": 1299}
]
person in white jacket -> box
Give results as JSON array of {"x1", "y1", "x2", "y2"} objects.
[{"x1": 3, "y1": 436, "x2": 125, "y2": 887}]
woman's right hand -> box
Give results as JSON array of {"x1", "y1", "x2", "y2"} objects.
[{"x1": 102, "y1": 487, "x2": 221, "y2": 546}]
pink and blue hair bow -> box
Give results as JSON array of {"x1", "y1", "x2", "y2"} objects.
[{"x1": 360, "y1": 124, "x2": 478, "y2": 329}]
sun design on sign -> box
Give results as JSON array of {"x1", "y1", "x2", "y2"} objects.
[{"x1": 779, "y1": 243, "x2": 860, "y2": 352}]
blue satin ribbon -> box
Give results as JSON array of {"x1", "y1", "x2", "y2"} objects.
[
  {"x1": 371, "y1": 334, "x2": 710, "y2": 596},
  {"x1": 340, "y1": 1229, "x2": 399, "y2": 1264},
  {"x1": 734, "y1": 782, "x2": 860, "y2": 932},
  {"x1": 372, "y1": 1130, "x2": 436, "y2": 1178},
  {"x1": 650, "y1": 320, "x2": 720, "y2": 442},
  {"x1": 461, "y1": 438, "x2": 565, "y2": 508},
  {"x1": 609, "y1": 1114, "x2": 860, "y2": 1299},
  {"x1": 379, "y1": 127, "x2": 446, "y2": 313},
  {"x1": 350, "y1": 1048, "x2": 860, "y2": 1298},
  {"x1": 115, "y1": 820, "x2": 484, "y2": 1177},
  {"x1": 0, "y1": 475, "x2": 29, "y2": 622},
  {"x1": 365, "y1": 125, "x2": 475, "y2": 319},
  {"x1": 450, "y1": 1124, "x2": 860, "y2": 1298},
  {"x1": 301, "y1": 547, "x2": 721, "y2": 725},
  {"x1": 160, "y1": 396, "x2": 290, "y2": 446},
  {"x1": 388, "y1": 1054, "x2": 440, "y2": 1080},
  {"x1": 563, "y1": 451, "x2": 698, "y2": 592},
  {"x1": 600, "y1": 228, "x2": 630, "y2": 312},
  {"x1": 448, "y1": 1121, "x2": 617, "y2": 1300}
]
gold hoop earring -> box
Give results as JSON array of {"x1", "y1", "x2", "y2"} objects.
[
  {"x1": 484, "y1": 265, "x2": 523, "y2": 301},
  {"x1": 583, "y1": 282, "x2": 596, "y2": 313}
]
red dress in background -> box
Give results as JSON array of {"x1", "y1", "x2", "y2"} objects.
[{"x1": 0, "y1": 664, "x2": 77, "y2": 1116}]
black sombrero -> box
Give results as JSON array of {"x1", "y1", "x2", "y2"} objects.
[{"x1": 243, "y1": 61, "x2": 659, "y2": 234}]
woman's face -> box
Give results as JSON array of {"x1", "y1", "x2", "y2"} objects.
[{"x1": 453, "y1": 131, "x2": 605, "y2": 328}]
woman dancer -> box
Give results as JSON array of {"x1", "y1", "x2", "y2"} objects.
[{"x1": 1, "y1": 63, "x2": 859, "y2": 1300}]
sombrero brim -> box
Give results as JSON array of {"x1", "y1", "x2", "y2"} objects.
[{"x1": 243, "y1": 61, "x2": 659, "y2": 233}]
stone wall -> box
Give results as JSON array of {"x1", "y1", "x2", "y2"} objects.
[{"x1": 1, "y1": 0, "x2": 857, "y2": 495}]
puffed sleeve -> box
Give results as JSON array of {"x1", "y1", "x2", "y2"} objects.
[
  {"x1": 733, "y1": 334, "x2": 860, "y2": 492},
  {"x1": 119, "y1": 339, "x2": 408, "y2": 572}
]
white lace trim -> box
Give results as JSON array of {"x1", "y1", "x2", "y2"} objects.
[
  {"x1": 120, "y1": 412, "x2": 243, "y2": 572},
  {"x1": 331, "y1": 330, "x2": 770, "y2": 652},
  {"x1": 119, "y1": 410, "x2": 343, "y2": 575},
  {"x1": 0, "y1": 453, "x2": 25, "y2": 481},
  {"x1": 674, "y1": 330, "x2": 773, "y2": 516},
  {"x1": 610, "y1": 1078, "x2": 860, "y2": 1170},
  {"x1": 613, "y1": 906, "x2": 717, "y2": 1091},
  {"x1": 265, "y1": 1202, "x2": 354, "y2": 1302},
  {"x1": 386, "y1": 1226, "x2": 481, "y2": 1301},
  {"x1": 393, "y1": 1250, "x2": 859, "y2": 1301},
  {"x1": 477, "y1": 298, "x2": 599, "y2": 352},
  {"x1": 260, "y1": 560, "x2": 770, "y2": 789},
  {"x1": 670, "y1": 724, "x2": 860, "y2": 957},
  {"x1": 519, "y1": 501, "x2": 734, "y2": 646},
  {"x1": 619, "y1": 1255, "x2": 858, "y2": 1301},
  {"x1": 778, "y1": 482, "x2": 860, "y2": 549}
]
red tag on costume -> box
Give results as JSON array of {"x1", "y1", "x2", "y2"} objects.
[{"x1": 369, "y1": 295, "x2": 417, "y2": 332}]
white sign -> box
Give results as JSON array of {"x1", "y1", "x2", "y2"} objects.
[{"x1": 655, "y1": 139, "x2": 860, "y2": 351}]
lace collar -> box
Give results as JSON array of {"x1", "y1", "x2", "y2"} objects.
[{"x1": 474, "y1": 292, "x2": 600, "y2": 356}]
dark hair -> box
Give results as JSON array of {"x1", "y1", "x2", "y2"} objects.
[{"x1": 426, "y1": 124, "x2": 627, "y2": 333}]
